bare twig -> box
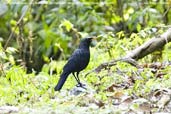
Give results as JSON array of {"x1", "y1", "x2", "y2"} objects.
[
  {"x1": 163, "y1": 6, "x2": 171, "y2": 18},
  {"x1": 4, "y1": 0, "x2": 34, "y2": 49},
  {"x1": 85, "y1": 58, "x2": 140, "y2": 77},
  {"x1": 0, "y1": 62, "x2": 6, "y2": 76}
]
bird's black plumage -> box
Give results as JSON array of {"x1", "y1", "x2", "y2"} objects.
[{"x1": 54, "y1": 38, "x2": 93, "y2": 91}]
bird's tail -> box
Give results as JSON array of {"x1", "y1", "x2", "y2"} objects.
[{"x1": 54, "y1": 71, "x2": 70, "y2": 91}]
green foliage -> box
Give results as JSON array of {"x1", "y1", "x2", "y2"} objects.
[
  {"x1": 0, "y1": 29, "x2": 171, "y2": 113},
  {"x1": 1, "y1": 0, "x2": 171, "y2": 113}
]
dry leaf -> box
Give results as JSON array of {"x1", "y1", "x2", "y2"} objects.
[
  {"x1": 130, "y1": 98, "x2": 151, "y2": 112},
  {"x1": 157, "y1": 94, "x2": 170, "y2": 109}
]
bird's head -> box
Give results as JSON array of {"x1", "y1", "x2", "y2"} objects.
[{"x1": 79, "y1": 37, "x2": 95, "y2": 49}]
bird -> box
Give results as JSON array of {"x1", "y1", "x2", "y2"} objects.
[{"x1": 54, "y1": 37, "x2": 94, "y2": 91}]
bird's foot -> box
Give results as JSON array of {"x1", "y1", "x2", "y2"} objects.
[
  {"x1": 76, "y1": 83, "x2": 87, "y2": 89},
  {"x1": 76, "y1": 82, "x2": 85, "y2": 87}
]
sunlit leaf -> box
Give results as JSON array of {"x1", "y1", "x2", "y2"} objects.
[
  {"x1": 60, "y1": 19, "x2": 73, "y2": 32},
  {"x1": 6, "y1": 47, "x2": 18, "y2": 54}
]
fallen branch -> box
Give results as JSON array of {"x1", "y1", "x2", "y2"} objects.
[
  {"x1": 87, "y1": 28, "x2": 171, "y2": 74},
  {"x1": 126, "y1": 28, "x2": 171, "y2": 60},
  {"x1": 85, "y1": 57, "x2": 140, "y2": 76}
]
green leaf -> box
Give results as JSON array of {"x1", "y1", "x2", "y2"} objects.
[
  {"x1": 136, "y1": 23, "x2": 141, "y2": 32},
  {"x1": 60, "y1": 19, "x2": 73, "y2": 32},
  {"x1": 6, "y1": 47, "x2": 18, "y2": 54},
  {"x1": 8, "y1": 55, "x2": 15, "y2": 65}
]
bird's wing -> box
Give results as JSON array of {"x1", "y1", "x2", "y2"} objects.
[{"x1": 63, "y1": 49, "x2": 90, "y2": 72}]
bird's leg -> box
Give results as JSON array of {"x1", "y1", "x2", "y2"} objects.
[
  {"x1": 72, "y1": 72, "x2": 79, "y2": 84},
  {"x1": 76, "y1": 72, "x2": 81, "y2": 84},
  {"x1": 73, "y1": 72, "x2": 86, "y2": 89},
  {"x1": 76, "y1": 72, "x2": 86, "y2": 88},
  {"x1": 75, "y1": 72, "x2": 82, "y2": 86}
]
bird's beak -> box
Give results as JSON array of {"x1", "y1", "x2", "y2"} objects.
[
  {"x1": 89, "y1": 37, "x2": 97, "y2": 47},
  {"x1": 89, "y1": 36, "x2": 96, "y2": 40}
]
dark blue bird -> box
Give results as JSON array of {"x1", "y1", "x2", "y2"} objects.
[{"x1": 54, "y1": 37, "x2": 93, "y2": 91}]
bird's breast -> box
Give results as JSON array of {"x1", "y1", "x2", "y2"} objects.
[
  {"x1": 63, "y1": 49, "x2": 90, "y2": 73},
  {"x1": 77, "y1": 50, "x2": 90, "y2": 71}
]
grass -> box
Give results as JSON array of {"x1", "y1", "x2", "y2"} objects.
[{"x1": 1, "y1": 34, "x2": 171, "y2": 113}]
